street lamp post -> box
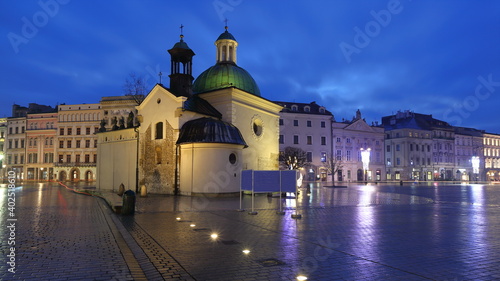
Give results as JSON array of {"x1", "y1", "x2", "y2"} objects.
[{"x1": 360, "y1": 148, "x2": 371, "y2": 184}]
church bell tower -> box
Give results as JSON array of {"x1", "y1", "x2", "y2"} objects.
[{"x1": 168, "y1": 25, "x2": 195, "y2": 97}]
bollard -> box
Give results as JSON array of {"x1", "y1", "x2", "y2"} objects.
[
  {"x1": 118, "y1": 183, "x2": 125, "y2": 196},
  {"x1": 121, "y1": 190, "x2": 136, "y2": 215},
  {"x1": 140, "y1": 185, "x2": 147, "y2": 197}
]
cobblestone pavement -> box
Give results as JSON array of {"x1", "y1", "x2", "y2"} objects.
[
  {"x1": 126, "y1": 182, "x2": 500, "y2": 280},
  {"x1": 0, "y1": 182, "x2": 134, "y2": 281},
  {"x1": 2, "y1": 181, "x2": 500, "y2": 280}
]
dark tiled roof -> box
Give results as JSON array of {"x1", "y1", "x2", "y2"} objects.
[
  {"x1": 183, "y1": 95, "x2": 222, "y2": 119},
  {"x1": 274, "y1": 101, "x2": 332, "y2": 115},
  {"x1": 382, "y1": 112, "x2": 453, "y2": 131},
  {"x1": 217, "y1": 30, "x2": 236, "y2": 41},
  {"x1": 454, "y1": 126, "x2": 485, "y2": 136},
  {"x1": 176, "y1": 117, "x2": 247, "y2": 147}
]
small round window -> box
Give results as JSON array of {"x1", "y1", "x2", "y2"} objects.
[
  {"x1": 229, "y1": 153, "x2": 237, "y2": 164},
  {"x1": 252, "y1": 118, "x2": 263, "y2": 137}
]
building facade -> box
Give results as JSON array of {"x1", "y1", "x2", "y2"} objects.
[
  {"x1": 484, "y1": 132, "x2": 500, "y2": 181},
  {"x1": 100, "y1": 96, "x2": 141, "y2": 131},
  {"x1": 25, "y1": 112, "x2": 58, "y2": 180},
  {"x1": 454, "y1": 127, "x2": 484, "y2": 181},
  {"x1": 332, "y1": 110, "x2": 385, "y2": 183},
  {"x1": 276, "y1": 101, "x2": 333, "y2": 181},
  {"x1": 55, "y1": 103, "x2": 102, "y2": 181},
  {"x1": 5, "y1": 117, "x2": 26, "y2": 180},
  {"x1": 383, "y1": 110, "x2": 459, "y2": 181}
]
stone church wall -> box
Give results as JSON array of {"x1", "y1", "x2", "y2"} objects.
[{"x1": 139, "y1": 122, "x2": 176, "y2": 194}]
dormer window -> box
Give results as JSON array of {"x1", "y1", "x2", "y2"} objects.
[
  {"x1": 304, "y1": 106, "x2": 310, "y2": 112},
  {"x1": 319, "y1": 107, "x2": 325, "y2": 113},
  {"x1": 291, "y1": 105, "x2": 298, "y2": 111}
]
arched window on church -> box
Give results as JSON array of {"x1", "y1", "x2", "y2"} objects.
[{"x1": 155, "y1": 122, "x2": 163, "y2": 139}]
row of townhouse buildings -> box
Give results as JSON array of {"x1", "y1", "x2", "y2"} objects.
[
  {"x1": 1, "y1": 99, "x2": 499, "y2": 183},
  {"x1": 278, "y1": 103, "x2": 500, "y2": 183},
  {"x1": 0, "y1": 97, "x2": 139, "y2": 181}
]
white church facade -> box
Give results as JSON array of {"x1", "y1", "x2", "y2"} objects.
[{"x1": 97, "y1": 26, "x2": 282, "y2": 195}]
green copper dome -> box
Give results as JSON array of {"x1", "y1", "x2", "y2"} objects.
[{"x1": 192, "y1": 62, "x2": 261, "y2": 96}]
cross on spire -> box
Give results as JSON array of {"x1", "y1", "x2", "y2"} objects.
[
  {"x1": 180, "y1": 24, "x2": 184, "y2": 39},
  {"x1": 224, "y1": 18, "x2": 228, "y2": 30},
  {"x1": 159, "y1": 71, "x2": 162, "y2": 84}
]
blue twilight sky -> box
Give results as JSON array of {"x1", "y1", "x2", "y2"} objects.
[{"x1": 1, "y1": 1, "x2": 500, "y2": 133}]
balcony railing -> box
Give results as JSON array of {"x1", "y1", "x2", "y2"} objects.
[{"x1": 54, "y1": 162, "x2": 96, "y2": 167}]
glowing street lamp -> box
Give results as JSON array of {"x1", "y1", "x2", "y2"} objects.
[
  {"x1": 471, "y1": 156, "x2": 480, "y2": 181},
  {"x1": 360, "y1": 148, "x2": 371, "y2": 183}
]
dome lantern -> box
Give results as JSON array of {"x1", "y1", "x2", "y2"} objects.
[
  {"x1": 215, "y1": 25, "x2": 238, "y2": 64},
  {"x1": 192, "y1": 25, "x2": 261, "y2": 96}
]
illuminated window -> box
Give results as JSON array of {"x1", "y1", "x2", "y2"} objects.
[{"x1": 321, "y1": 152, "x2": 326, "y2": 162}]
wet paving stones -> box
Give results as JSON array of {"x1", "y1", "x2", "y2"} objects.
[
  {"x1": 127, "y1": 183, "x2": 500, "y2": 280},
  {"x1": 0, "y1": 183, "x2": 133, "y2": 280},
  {"x1": 2, "y1": 182, "x2": 500, "y2": 280}
]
